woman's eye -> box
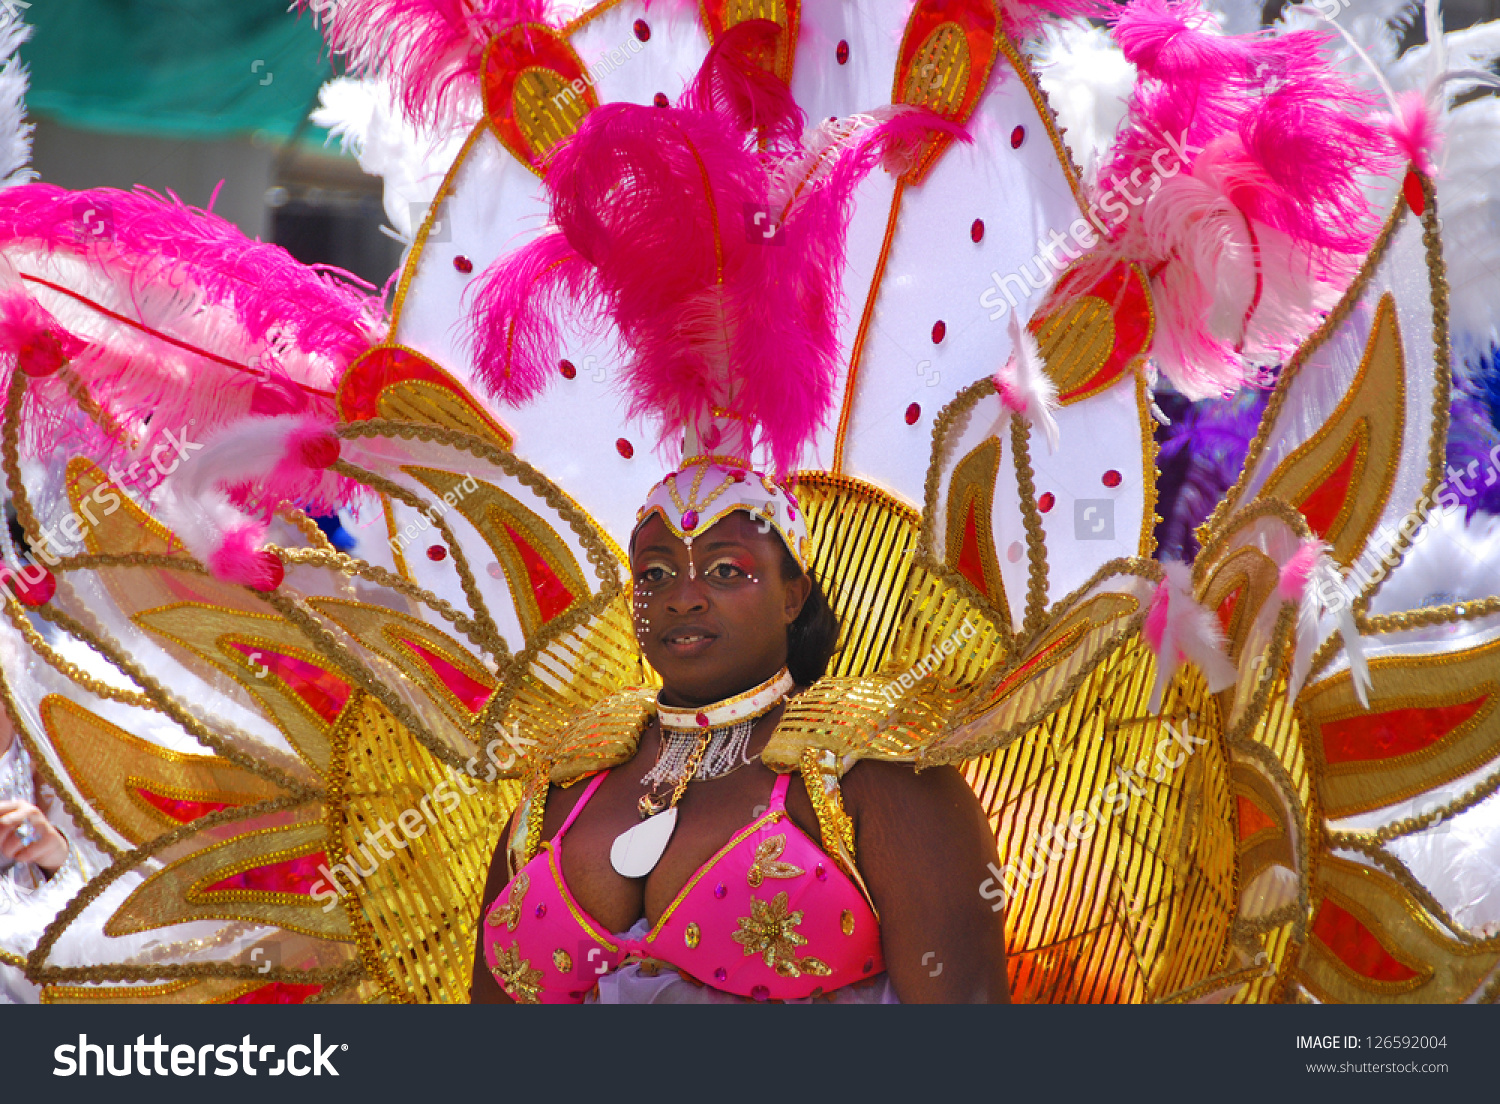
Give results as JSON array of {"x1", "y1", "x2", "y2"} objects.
[
  {"x1": 636, "y1": 566, "x2": 670, "y2": 585},
  {"x1": 706, "y1": 561, "x2": 745, "y2": 580}
]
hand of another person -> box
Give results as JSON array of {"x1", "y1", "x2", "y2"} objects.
[{"x1": 0, "y1": 800, "x2": 69, "y2": 875}]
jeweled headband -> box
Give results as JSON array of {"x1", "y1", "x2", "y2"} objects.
[{"x1": 634, "y1": 457, "x2": 809, "y2": 572}]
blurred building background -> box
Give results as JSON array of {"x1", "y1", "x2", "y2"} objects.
[
  {"x1": 17, "y1": 0, "x2": 1500, "y2": 295},
  {"x1": 22, "y1": 0, "x2": 402, "y2": 288}
]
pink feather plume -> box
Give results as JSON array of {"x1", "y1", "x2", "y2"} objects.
[
  {"x1": 468, "y1": 28, "x2": 964, "y2": 473},
  {"x1": 1384, "y1": 89, "x2": 1443, "y2": 176},
  {"x1": 1077, "y1": 0, "x2": 1398, "y2": 398},
  {"x1": 0, "y1": 185, "x2": 382, "y2": 498},
  {"x1": 1144, "y1": 561, "x2": 1237, "y2": 713},
  {"x1": 301, "y1": 0, "x2": 550, "y2": 129}
]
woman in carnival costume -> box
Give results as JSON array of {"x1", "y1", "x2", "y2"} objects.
[{"x1": 0, "y1": 0, "x2": 1497, "y2": 1005}]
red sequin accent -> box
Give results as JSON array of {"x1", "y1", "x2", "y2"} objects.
[
  {"x1": 955, "y1": 500, "x2": 990, "y2": 598},
  {"x1": 1037, "y1": 492, "x2": 1054, "y2": 513},
  {"x1": 134, "y1": 787, "x2": 232, "y2": 823},
  {"x1": 836, "y1": 40, "x2": 849, "y2": 64},
  {"x1": 397, "y1": 636, "x2": 496, "y2": 712},
  {"x1": 224, "y1": 643, "x2": 351, "y2": 725},
  {"x1": 905, "y1": 403, "x2": 920, "y2": 425},
  {"x1": 696, "y1": 712, "x2": 710, "y2": 728},
  {"x1": 204, "y1": 851, "x2": 329, "y2": 897},
  {"x1": 229, "y1": 983, "x2": 324, "y2": 1005},
  {"x1": 1235, "y1": 795, "x2": 1276, "y2": 841},
  {"x1": 931, "y1": 320, "x2": 946, "y2": 344},
  {"x1": 559, "y1": 359, "x2": 577, "y2": 379},
  {"x1": 1296, "y1": 439, "x2": 1358, "y2": 538},
  {"x1": 616, "y1": 438, "x2": 634, "y2": 459},
  {"x1": 970, "y1": 218, "x2": 984, "y2": 243},
  {"x1": 1321, "y1": 695, "x2": 1489, "y2": 765},
  {"x1": 653, "y1": 92, "x2": 669, "y2": 108},
  {"x1": 426, "y1": 544, "x2": 447, "y2": 561},
  {"x1": 1102, "y1": 470, "x2": 1122, "y2": 488},
  {"x1": 453, "y1": 255, "x2": 473, "y2": 274},
  {"x1": 634, "y1": 19, "x2": 651, "y2": 41},
  {"x1": 1311, "y1": 898, "x2": 1422, "y2": 983},
  {"x1": 1402, "y1": 170, "x2": 1425, "y2": 216},
  {"x1": 502, "y1": 522, "x2": 575, "y2": 622},
  {"x1": 1010, "y1": 125, "x2": 1025, "y2": 149}
]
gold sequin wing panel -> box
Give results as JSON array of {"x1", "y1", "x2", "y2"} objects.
[
  {"x1": 967, "y1": 638, "x2": 1237, "y2": 1003},
  {"x1": 917, "y1": 564, "x2": 1158, "y2": 766},
  {"x1": 1204, "y1": 173, "x2": 1450, "y2": 614},
  {"x1": 28, "y1": 795, "x2": 365, "y2": 1001}
]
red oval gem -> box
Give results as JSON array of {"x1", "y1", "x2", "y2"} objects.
[
  {"x1": 2, "y1": 565, "x2": 55, "y2": 606},
  {"x1": 905, "y1": 403, "x2": 921, "y2": 425},
  {"x1": 1102, "y1": 469, "x2": 1122, "y2": 488},
  {"x1": 696, "y1": 712, "x2": 710, "y2": 727},
  {"x1": 559, "y1": 359, "x2": 577, "y2": 379},
  {"x1": 970, "y1": 219, "x2": 984, "y2": 243},
  {"x1": 426, "y1": 545, "x2": 447, "y2": 562},
  {"x1": 1038, "y1": 492, "x2": 1055, "y2": 513},
  {"x1": 633, "y1": 19, "x2": 650, "y2": 41},
  {"x1": 616, "y1": 438, "x2": 634, "y2": 459},
  {"x1": 1010, "y1": 126, "x2": 1026, "y2": 149},
  {"x1": 1402, "y1": 169, "x2": 1426, "y2": 216},
  {"x1": 681, "y1": 510, "x2": 699, "y2": 531},
  {"x1": 653, "y1": 92, "x2": 669, "y2": 108},
  {"x1": 836, "y1": 40, "x2": 849, "y2": 64},
  {"x1": 452, "y1": 255, "x2": 473, "y2": 274},
  {"x1": 931, "y1": 320, "x2": 946, "y2": 344}
]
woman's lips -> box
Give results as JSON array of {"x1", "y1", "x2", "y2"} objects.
[{"x1": 661, "y1": 629, "x2": 718, "y2": 657}]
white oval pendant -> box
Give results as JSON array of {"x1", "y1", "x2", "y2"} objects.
[{"x1": 610, "y1": 806, "x2": 677, "y2": 878}]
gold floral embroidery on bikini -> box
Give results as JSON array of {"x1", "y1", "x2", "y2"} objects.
[
  {"x1": 486, "y1": 871, "x2": 529, "y2": 931},
  {"x1": 491, "y1": 944, "x2": 543, "y2": 1003},
  {"x1": 746, "y1": 834, "x2": 804, "y2": 887},
  {"x1": 732, "y1": 891, "x2": 832, "y2": 978}
]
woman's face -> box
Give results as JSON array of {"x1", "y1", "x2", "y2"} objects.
[{"x1": 630, "y1": 511, "x2": 810, "y2": 707}]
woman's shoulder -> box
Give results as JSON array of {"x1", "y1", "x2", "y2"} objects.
[{"x1": 534, "y1": 685, "x2": 655, "y2": 786}]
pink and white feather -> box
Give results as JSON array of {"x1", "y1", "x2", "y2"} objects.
[
  {"x1": 997, "y1": 310, "x2": 1060, "y2": 452},
  {"x1": 1143, "y1": 560, "x2": 1237, "y2": 713}
]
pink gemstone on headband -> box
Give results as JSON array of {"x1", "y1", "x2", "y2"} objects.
[
  {"x1": 751, "y1": 985, "x2": 770, "y2": 1002},
  {"x1": 714, "y1": 883, "x2": 727, "y2": 899},
  {"x1": 814, "y1": 863, "x2": 827, "y2": 882},
  {"x1": 616, "y1": 438, "x2": 634, "y2": 459},
  {"x1": 534, "y1": 903, "x2": 546, "y2": 919},
  {"x1": 714, "y1": 967, "x2": 727, "y2": 981},
  {"x1": 682, "y1": 510, "x2": 699, "y2": 531},
  {"x1": 696, "y1": 712, "x2": 710, "y2": 727}
]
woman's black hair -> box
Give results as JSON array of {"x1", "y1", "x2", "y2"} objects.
[{"x1": 781, "y1": 548, "x2": 840, "y2": 685}]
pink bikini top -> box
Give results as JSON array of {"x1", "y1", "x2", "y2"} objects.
[{"x1": 481, "y1": 771, "x2": 883, "y2": 1003}]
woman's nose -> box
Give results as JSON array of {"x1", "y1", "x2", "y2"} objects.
[{"x1": 663, "y1": 575, "x2": 709, "y2": 614}]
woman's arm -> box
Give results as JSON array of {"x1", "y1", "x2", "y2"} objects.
[
  {"x1": 470, "y1": 810, "x2": 517, "y2": 1004},
  {"x1": 841, "y1": 760, "x2": 1010, "y2": 1003}
]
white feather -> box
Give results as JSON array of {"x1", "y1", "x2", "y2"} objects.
[
  {"x1": 1031, "y1": 21, "x2": 1135, "y2": 187},
  {"x1": 0, "y1": 6, "x2": 33, "y2": 189},
  {"x1": 1147, "y1": 562, "x2": 1238, "y2": 714},
  {"x1": 1000, "y1": 310, "x2": 1061, "y2": 452}
]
